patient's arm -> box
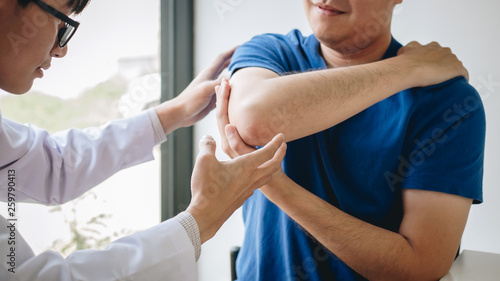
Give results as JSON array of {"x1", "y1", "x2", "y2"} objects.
[
  {"x1": 261, "y1": 174, "x2": 471, "y2": 281},
  {"x1": 229, "y1": 42, "x2": 468, "y2": 147},
  {"x1": 217, "y1": 86, "x2": 473, "y2": 280}
]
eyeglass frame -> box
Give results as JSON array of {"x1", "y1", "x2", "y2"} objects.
[{"x1": 29, "y1": 0, "x2": 80, "y2": 48}]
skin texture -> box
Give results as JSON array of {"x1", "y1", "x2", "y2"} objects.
[
  {"x1": 219, "y1": 0, "x2": 475, "y2": 279},
  {"x1": 303, "y1": 0, "x2": 402, "y2": 67}
]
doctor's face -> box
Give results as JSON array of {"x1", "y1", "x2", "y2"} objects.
[
  {"x1": 303, "y1": 0, "x2": 401, "y2": 50},
  {"x1": 0, "y1": 0, "x2": 70, "y2": 95}
]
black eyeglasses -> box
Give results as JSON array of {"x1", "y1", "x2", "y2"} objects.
[{"x1": 30, "y1": 0, "x2": 80, "y2": 48}]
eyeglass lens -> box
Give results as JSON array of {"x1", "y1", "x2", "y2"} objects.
[{"x1": 58, "y1": 25, "x2": 75, "y2": 47}]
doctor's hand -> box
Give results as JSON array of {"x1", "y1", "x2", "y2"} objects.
[
  {"x1": 215, "y1": 79, "x2": 282, "y2": 160},
  {"x1": 215, "y1": 78, "x2": 288, "y2": 177},
  {"x1": 155, "y1": 47, "x2": 237, "y2": 135},
  {"x1": 215, "y1": 78, "x2": 289, "y2": 200},
  {"x1": 215, "y1": 79, "x2": 259, "y2": 159},
  {"x1": 397, "y1": 41, "x2": 469, "y2": 88},
  {"x1": 186, "y1": 133, "x2": 286, "y2": 244}
]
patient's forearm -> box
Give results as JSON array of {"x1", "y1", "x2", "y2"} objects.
[
  {"x1": 259, "y1": 175, "x2": 468, "y2": 281},
  {"x1": 229, "y1": 57, "x2": 418, "y2": 146}
]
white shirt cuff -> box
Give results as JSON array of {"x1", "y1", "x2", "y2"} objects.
[
  {"x1": 175, "y1": 212, "x2": 202, "y2": 261},
  {"x1": 147, "y1": 108, "x2": 167, "y2": 145}
]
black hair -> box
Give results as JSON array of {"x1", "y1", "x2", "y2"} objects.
[{"x1": 17, "y1": 0, "x2": 91, "y2": 14}]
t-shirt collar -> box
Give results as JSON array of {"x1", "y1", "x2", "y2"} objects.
[
  {"x1": 308, "y1": 35, "x2": 403, "y2": 66},
  {"x1": 381, "y1": 36, "x2": 403, "y2": 60}
]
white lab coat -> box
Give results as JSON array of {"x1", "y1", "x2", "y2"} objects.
[{"x1": 0, "y1": 109, "x2": 197, "y2": 280}]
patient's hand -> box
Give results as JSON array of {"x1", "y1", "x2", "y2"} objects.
[{"x1": 398, "y1": 41, "x2": 469, "y2": 87}]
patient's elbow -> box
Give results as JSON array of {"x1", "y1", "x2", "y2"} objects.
[{"x1": 229, "y1": 100, "x2": 280, "y2": 147}]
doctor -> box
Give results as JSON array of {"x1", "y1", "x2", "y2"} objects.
[{"x1": 0, "y1": 0, "x2": 286, "y2": 280}]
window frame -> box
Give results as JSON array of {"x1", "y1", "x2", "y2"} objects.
[{"x1": 160, "y1": 0, "x2": 194, "y2": 221}]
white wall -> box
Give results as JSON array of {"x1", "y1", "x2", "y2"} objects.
[
  {"x1": 390, "y1": 0, "x2": 500, "y2": 258},
  {"x1": 194, "y1": 1, "x2": 500, "y2": 280}
]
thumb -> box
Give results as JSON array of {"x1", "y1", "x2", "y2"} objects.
[{"x1": 198, "y1": 135, "x2": 217, "y2": 157}]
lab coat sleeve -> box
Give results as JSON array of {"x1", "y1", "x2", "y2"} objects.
[
  {"x1": 0, "y1": 214, "x2": 198, "y2": 281},
  {"x1": 0, "y1": 110, "x2": 159, "y2": 205}
]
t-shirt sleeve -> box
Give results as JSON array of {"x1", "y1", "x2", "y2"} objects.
[
  {"x1": 401, "y1": 78, "x2": 486, "y2": 203},
  {"x1": 229, "y1": 33, "x2": 290, "y2": 76}
]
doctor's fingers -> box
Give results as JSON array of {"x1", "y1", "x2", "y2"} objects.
[
  {"x1": 225, "y1": 125, "x2": 255, "y2": 156},
  {"x1": 236, "y1": 141, "x2": 287, "y2": 190},
  {"x1": 215, "y1": 80, "x2": 239, "y2": 159},
  {"x1": 231, "y1": 133, "x2": 285, "y2": 172},
  {"x1": 197, "y1": 135, "x2": 217, "y2": 160},
  {"x1": 198, "y1": 46, "x2": 237, "y2": 81}
]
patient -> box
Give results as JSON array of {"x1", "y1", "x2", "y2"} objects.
[{"x1": 216, "y1": 0, "x2": 486, "y2": 280}]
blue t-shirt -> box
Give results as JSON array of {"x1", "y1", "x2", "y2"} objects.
[{"x1": 229, "y1": 29, "x2": 485, "y2": 281}]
